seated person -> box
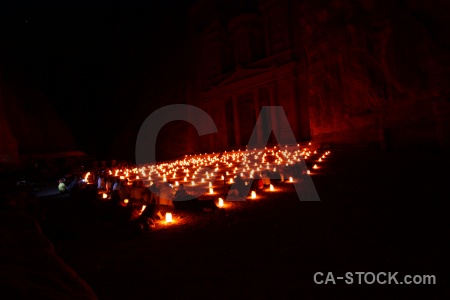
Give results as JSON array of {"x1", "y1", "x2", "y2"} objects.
[
  {"x1": 58, "y1": 179, "x2": 67, "y2": 193},
  {"x1": 173, "y1": 184, "x2": 192, "y2": 202},
  {"x1": 261, "y1": 170, "x2": 271, "y2": 186},
  {"x1": 158, "y1": 182, "x2": 174, "y2": 206},
  {"x1": 172, "y1": 184, "x2": 216, "y2": 212},
  {"x1": 228, "y1": 175, "x2": 248, "y2": 198}
]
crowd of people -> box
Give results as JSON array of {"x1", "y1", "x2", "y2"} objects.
[{"x1": 53, "y1": 156, "x2": 303, "y2": 234}]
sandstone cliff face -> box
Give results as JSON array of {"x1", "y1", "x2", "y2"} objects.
[
  {"x1": 123, "y1": 0, "x2": 450, "y2": 162},
  {"x1": 295, "y1": 0, "x2": 450, "y2": 149},
  {"x1": 0, "y1": 81, "x2": 77, "y2": 167},
  {"x1": 0, "y1": 93, "x2": 19, "y2": 166}
]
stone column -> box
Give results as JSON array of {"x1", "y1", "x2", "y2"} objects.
[
  {"x1": 268, "y1": 84, "x2": 278, "y2": 138},
  {"x1": 287, "y1": 76, "x2": 299, "y2": 140},
  {"x1": 206, "y1": 102, "x2": 215, "y2": 151},
  {"x1": 220, "y1": 98, "x2": 229, "y2": 148},
  {"x1": 232, "y1": 95, "x2": 241, "y2": 146},
  {"x1": 252, "y1": 89, "x2": 263, "y2": 147}
]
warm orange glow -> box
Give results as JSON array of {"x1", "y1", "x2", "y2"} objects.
[
  {"x1": 318, "y1": 158, "x2": 322, "y2": 162},
  {"x1": 165, "y1": 212, "x2": 173, "y2": 223},
  {"x1": 269, "y1": 184, "x2": 274, "y2": 191},
  {"x1": 307, "y1": 170, "x2": 311, "y2": 175},
  {"x1": 251, "y1": 191, "x2": 256, "y2": 199},
  {"x1": 289, "y1": 177, "x2": 293, "y2": 182},
  {"x1": 313, "y1": 164, "x2": 318, "y2": 169},
  {"x1": 136, "y1": 175, "x2": 140, "y2": 180},
  {"x1": 140, "y1": 205, "x2": 146, "y2": 215},
  {"x1": 209, "y1": 188, "x2": 214, "y2": 194},
  {"x1": 229, "y1": 178, "x2": 234, "y2": 184},
  {"x1": 124, "y1": 199, "x2": 129, "y2": 204},
  {"x1": 218, "y1": 198, "x2": 224, "y2": 207},
  {"x1": 102, "y1": 193, "x2": 107, "y2": 199}
]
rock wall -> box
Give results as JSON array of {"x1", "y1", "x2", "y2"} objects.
[
  {"x1": 294, "y1": 0, "x2": 450, "y2": 149},
  {"x1": 0, "y1": 81, "x2": 77, "y2": 167},
  {"x1": 0, "y1": 93, "x2": 19, "y2": 167}
]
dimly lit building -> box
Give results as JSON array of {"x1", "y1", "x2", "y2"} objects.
[{"x1": 156, "y1": 0, "x2": 450, "y2": 158}]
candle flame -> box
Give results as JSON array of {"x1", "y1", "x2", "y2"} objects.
[{"x1": 165, "y1": 212, "x2": 173, "y2": 223}]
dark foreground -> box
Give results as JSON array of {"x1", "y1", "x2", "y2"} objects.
[{"x1": 41, "y1": 150, "x2": 449, "y2": 299}]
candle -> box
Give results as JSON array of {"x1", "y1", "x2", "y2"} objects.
[
  {"x1": 251, "y1": 191, "x2": 256, "y2": 199},
  {"x1": 218, "y1": 198, "x2": 224, "y2": 207},
  {"x1": 269, "y1": 184, "x2": 274, "y2": 191},
  {"x1": 289, "y1": 177, "x2": 293, "y2": 182},
  {"x1": 165, "y1": 212, "x2": 173, "y2": 223},
  {"x1": 209, "y1": 188, "x2": 214, "y2": 194},
  {"x1": 140, "y1": 205, "x2": 146, "y2": 215}
]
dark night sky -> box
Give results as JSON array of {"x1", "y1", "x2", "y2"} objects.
[{"x1": 0, "y1": 0, "x2": 191, "y2": 159}]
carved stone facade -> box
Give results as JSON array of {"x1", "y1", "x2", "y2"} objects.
[{"x1": 180, "y1": 0, "x2": 450, "y2": 155}]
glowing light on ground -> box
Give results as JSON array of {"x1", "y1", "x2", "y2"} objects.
[{"x1": 165, "y1": 213, "x2": 173, "y2": 223}]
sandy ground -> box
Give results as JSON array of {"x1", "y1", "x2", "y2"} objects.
[{"x1": 41, "y1": 150, "x2": 449, "y2": 299}]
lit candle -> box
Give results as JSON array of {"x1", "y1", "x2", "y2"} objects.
[
  {"x1": 165, "y1": 212, "x2": 172, "y2": 223},
  {"x1": 209, "y1": 188, "x2": 214, "y2": 194},
  {"x1": 124, "y1": 199, "x2": 129, "y2": 204},
  {"x1": 140, "y1": 205, "x2": 146, "y2": 215},
  {"x1": 289, "y1": 177, "x2": 293, "y2": 182},
  {"x1": 191, "y1": 181, "x2": 195, "y2": 186},
  {"x1": 251, "y1": 191, "x2": 256, "y2": 199},
  {"x1": 307, "y1": 170, "x2": 311, "y2": 175},
  {"x1": 269, "y1": 184, "x2": 274, "y2": 191},
  {"x1": 313, "y1": 164, "x2": 318, "y2": 169},
  {"x1": 102, "y1": 193, "x2": 108, "y2": 199},
  {"x1": 218, "y1": 198, "x2": 224, "y2": 207}
]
